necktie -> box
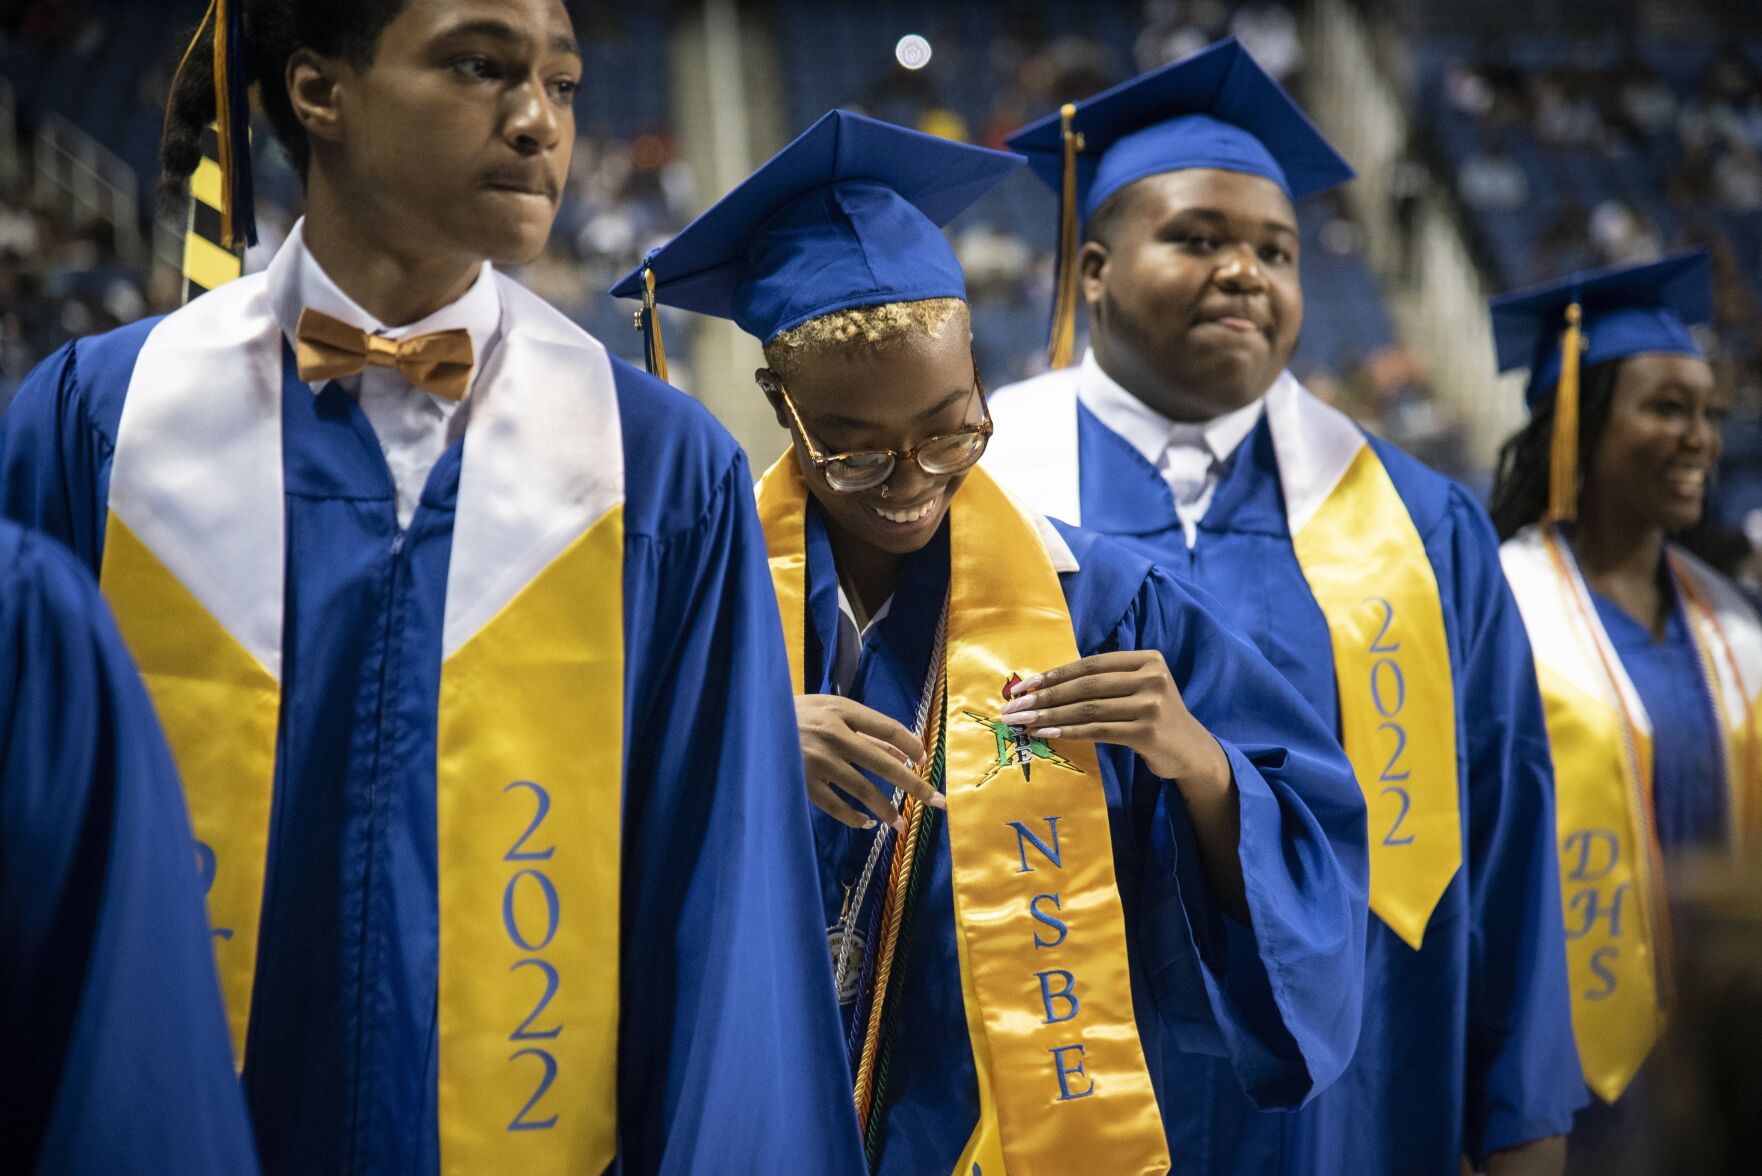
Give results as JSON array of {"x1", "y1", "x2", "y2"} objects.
[
  {"x1": 1158, "y1": 436, "x2": 1214, "y2": 514},
  {"x1": 294, "y1": 307, "x2": 475, "y2": 401}
]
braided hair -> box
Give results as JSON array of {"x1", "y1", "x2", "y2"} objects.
[
  {"x1": 158, "y1": 0, "x2": 409, "y2": 211},
  {"x1": 1488, "y1": 359, "x2": 1622, "y2": 542}
]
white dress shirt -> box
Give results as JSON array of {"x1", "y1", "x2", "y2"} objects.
[
  {"x1": 1077, "y1": 350, "x2": 1265, "y2": 548},
  {"x1": 831, "y1": 582, "x2": 894, "y2": 697},
  {"x1": 275, "y1": 219, "x2": 503, "y2": 528}
]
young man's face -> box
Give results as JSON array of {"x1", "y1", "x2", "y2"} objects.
[
  {"x1": 323, "y1": 0, "x2": 580, "y2": 266},
  {"x1": 1082, "y1": 167, "x2": 1303, "y2": 419}
]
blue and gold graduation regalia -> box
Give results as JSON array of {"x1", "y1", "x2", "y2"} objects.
[
  {"x1": 1502, "y1": 527, "x2": 1762, "y2": 1164},
  {"x1": 0, "y1": 519, "x2": 260, "y2": 1175},
  {"x1": 986, "y1": 360, "x2": 1586, "y2": 1174},
  {"x1": 0, "y1": 237, "x2": 864, "y2": 1176},
  {"x1": 757, "y1": 459, "x2": 1369, "y2": 1176}
]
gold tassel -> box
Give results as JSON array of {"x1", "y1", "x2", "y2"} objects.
[
  {"x1": 1046, "y1": 103, "x2": 1082, "y2": 370},
  {"x1": 211, "y1": 0, "x2": 235, "y2": 249},
  {"x1": 1547, "y1": 301, "x2": 1584, "y2": 523},
  {"x1": 641, "y1": 265, "x2": 669, "y2": 382}
]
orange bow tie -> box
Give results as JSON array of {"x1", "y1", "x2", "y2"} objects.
[{"x1": 294, "y1": 307, "x2": 476, "y2": 401}]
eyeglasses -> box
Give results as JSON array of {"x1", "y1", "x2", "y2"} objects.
[{"x1": 761, "y1": 370, "x2": 993, "y2": 494}]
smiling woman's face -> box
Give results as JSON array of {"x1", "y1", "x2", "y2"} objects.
[
  {"x1": 1583, "y1": 352, "x2": 1727, "y2": 535},
  {"x1": 762, "y1": 305, "x2": 982, "y2": 558}
]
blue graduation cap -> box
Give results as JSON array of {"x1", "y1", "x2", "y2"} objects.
[
  {"x1": 1004, "y1": 38, "x2": 1354, "y2": 368},
  {"x1": 1487, "y1": 250, "x2": 1713, "y2": 522},
  {"x1": 610, "y1": 109, "x2": 1023, "y2": 375},
  {"x1": 1489, "y1": 250, "x2": 1712, "y2": 407}
]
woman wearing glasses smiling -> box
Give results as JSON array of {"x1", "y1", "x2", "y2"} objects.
[{"x1": 614, "y1": 111, "x2": 1368, "y2": 1175}]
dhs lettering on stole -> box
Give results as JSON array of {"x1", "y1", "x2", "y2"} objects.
[
  {"x1": 1006, "y1": 816, "x2": 1096, "y2": 1101},
  {"x1": 1561, "y1": 827, "x2": 1627, "y2": 1000}
]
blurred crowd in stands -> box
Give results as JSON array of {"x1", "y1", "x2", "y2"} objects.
[
  {"x1": 0, "y1": 0, "x2": 690, "y2": 412},
  {"x1": 0, "y1": 173, "x2": 167, "y2": 408},
  {"x1": 2, "y1": 0, "x2": 1760, "y2": 564},
  {"x1": 1423, "y1": 33, "x2": 1762, "y2": 556}
]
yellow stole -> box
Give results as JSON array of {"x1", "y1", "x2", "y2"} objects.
[
  {"x1": 1268, "y1": 381, "x2": 1460, "y2": 950},
  {"x1": 97, "y1": 262, "x2": 625, "y2": 1173},
  {"x1": 757, "y1": 457, "x2": 1169, "y2": 1176},
  {"x1": 1501, "y1": 525, "x2": 1762, "y2": 1101},
  {"x1": 986, "y1": 367, "x2": 1460, "y2": 948}
]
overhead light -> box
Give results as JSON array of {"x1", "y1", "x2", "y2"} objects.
[{"x1": 896, "y1": 34, "x2": 932, "y2": 71}]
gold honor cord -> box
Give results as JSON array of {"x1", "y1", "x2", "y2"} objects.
[
  {"x1": 1671, "y1": 554, "x2": 1762, "y2": 847},
  {"x1": 183, "y1": 123, "x2": 244, "y2": 302}
]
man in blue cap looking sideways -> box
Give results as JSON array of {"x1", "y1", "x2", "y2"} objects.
[{"x1": 986, "y1": 37, "x2": 1585, "y2": 1176}]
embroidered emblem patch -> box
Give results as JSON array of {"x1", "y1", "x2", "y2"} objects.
[{"x1": 964, "y1": 674, "x2": 1085, "y2": 786}]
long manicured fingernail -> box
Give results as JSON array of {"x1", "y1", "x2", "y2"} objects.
[
  {"x1": 890, "y1": 816, "x2": 906, "y2": 834},
  {"x1": 1016, "y1": 674, "x2": 1045, "y2": 694},
  {"x1": 862, "y1": 818, "x2": 877, "y2": 829},
  {"x1": 1007, "y1": 709, "x2": 1038, "y2": 727},
  {"x1": 1001, "y1": 693, "x2": 1036, "y2": 715},
  {"x1": 928, "y1": 793, "x2": 948, "y2": 810},
  {"x1": 1033, "y1": 727, "x2": 1062, "y2": 740}
]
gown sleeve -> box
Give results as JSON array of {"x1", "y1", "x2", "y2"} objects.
[
  {"x1": 614, "y1": 453, "x2": 865, "y2": 1176},
  {"x1": 0, "y1": 338, "x2": 115, "y2": 570},
  {"x1": 1117, "y1": 564, "x2": 1370, "y2": 1111},
  {"x1": 0, "y1": 526, "x2": 260, "y2": 1175},
  {"x1": 1444, "y1": 490, "x2": 1584, "y2": 1162}
]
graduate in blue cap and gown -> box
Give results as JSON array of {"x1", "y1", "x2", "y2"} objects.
[
  {"x1": 0, "y1": 2, "x2": 863, "y2": 1173},
  {"x1": 983, "y1": 37, "x2": 1584, "y2": 1176},
  {"x1": 614, "y1": 108, "x2": 1368, "y2": 1176},
  {"x1": 0, "y1": 517, "x2": 260, "y2": 1175},
  {"x1": 1488, "y1": 251, "x2": 1762, "y2": 1174}
]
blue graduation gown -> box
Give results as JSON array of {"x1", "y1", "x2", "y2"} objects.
[
  {"x1": 1564, "y1": 575, "x2": 1728, "y2": 1173},
  {"x1": 1068, "y1": 404, "x2": 1584, "y2": 1172},
  {"x1": 0, "y1": 519, "x2": 259, "y2": 1175},
  {"x1": 1592, "y1": 583, "x2": 1727, "y2": 851},
  {"x1": 799, "y1": 500, "x2": 1368, "y2": 1174},
  {"x1": 0, "y1": 328, "x2": 864, "y2": 1176}
]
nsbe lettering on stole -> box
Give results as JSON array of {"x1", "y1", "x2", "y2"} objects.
[{"x1": 975, "y1": 675, "x2": 1097, "y2": 1102}]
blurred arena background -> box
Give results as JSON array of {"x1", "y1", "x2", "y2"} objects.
[{"x1": 1, "y1": 0, "x2": 1759, "y2": 582}]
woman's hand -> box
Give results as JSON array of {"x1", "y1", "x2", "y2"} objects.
[
  {"x1": 796, "y1": 694, "x2": 944, "y2": 831},
  {"x1": 1002, "y1": 651, "x2": 1246, "y2": 920},
  {"x1": 1000, "y1": 650, "x2": 1230, "y2": 793}
]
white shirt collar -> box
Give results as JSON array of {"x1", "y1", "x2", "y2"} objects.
[
  {"x1": 264, "y1": 217, "x2": 503, "y2": 398},
  {"x1": 1075, "y1": 347, "x2": 1267, "y2": 470}
]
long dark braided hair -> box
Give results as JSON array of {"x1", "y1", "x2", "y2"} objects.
[
  {"x1": 1488, "y1": 359, "x2": 1623, "y2": 542},
  {"x1": 158, "y1": 0, "x2": 409, "y2": 211}
]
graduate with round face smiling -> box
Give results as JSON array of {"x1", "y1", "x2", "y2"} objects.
[
  {"x1": 617, "y1": 109, "x2": 1368, "y2": 1176},
  {"x1": 1489, "y1": 252, "x2": 1762, "y2": 1174},
  {"x1": 984, "y1": 36, "x2": 1584, "y2": 1176},
  {"x1": 0, "y1": 2, "x2": 863, "y2": 1173}
]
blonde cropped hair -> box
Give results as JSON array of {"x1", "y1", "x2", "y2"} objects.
[{"x1": 763, "y1": 297, "x2": 969, "y2": 381}]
